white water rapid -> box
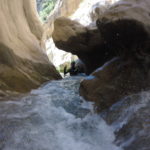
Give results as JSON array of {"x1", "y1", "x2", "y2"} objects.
[{"x1": 0, "y1": 76, "x2": 122, "y2": 150}]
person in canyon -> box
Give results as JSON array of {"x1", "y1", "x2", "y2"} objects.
[
  {"x1": 64, "y1": 61, "x2": 78, "y2": 76},
  {"x1": 64, "y1": 60, "x2": 86, "y2": 76}
]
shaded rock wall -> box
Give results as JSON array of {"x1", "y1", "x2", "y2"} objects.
[{"x1": 0, "y1": 0, "x2": 61, "y2": 93}]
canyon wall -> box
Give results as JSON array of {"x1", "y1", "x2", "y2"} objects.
[{"x1": 0, "y1": 0, "x2": 61, "y2": 93}]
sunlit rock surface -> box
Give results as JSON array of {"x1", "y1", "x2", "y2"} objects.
[{"x1": 0, "y1": 0, "x2": 61, "y2": 93}]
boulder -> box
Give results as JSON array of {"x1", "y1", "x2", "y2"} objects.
[
  {"x1": 52, "y1": 0, "x2": 150, "y2": 74},
  {"x1": 79, "y1": 58, "x2": 150, "y2": 112},
  {"x1": 0, "y1": 0, "x2": 61, "y2": 93},
  {"x1": 52, "y1": 17, "x2": 116, "y2": 74}
]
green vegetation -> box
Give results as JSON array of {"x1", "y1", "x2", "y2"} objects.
[{"x1": 39, "y1": 0, "x2": 57, "y2": 22}]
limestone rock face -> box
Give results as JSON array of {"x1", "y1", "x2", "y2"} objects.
[
  {"x1": 79, "y1": 58, "x2": 150, "y2": 112},
  {"x1": 0, "y1": 0, "x2": 61, "y2": 93},
  {"x1": 52, "y1": 0, "x2": 150, "y2": 74}
]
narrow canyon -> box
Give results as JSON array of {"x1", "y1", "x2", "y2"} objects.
[{"x1": 0, "y1": 0, "x2": 149, "y2": 150}]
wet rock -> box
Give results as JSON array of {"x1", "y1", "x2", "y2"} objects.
[{"x1": 79, "y1": 58, "x2": 150, "y2": 112}]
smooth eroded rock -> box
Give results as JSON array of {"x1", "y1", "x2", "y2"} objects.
[
  {"x1": 0, "y1": 0, "x2": 61, "y2": 93},
  {"x1": 0, "y1": 43, "x2": 61, "y2": 93}
]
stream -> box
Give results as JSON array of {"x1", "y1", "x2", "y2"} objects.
[
  {"x1": 0, "y1": 76, "x2": 122, "y2": 150},
  {"x1": 0, "y1": 76, "x2": 149, "y2": 150}
]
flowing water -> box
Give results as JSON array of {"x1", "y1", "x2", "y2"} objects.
[
  {"x1": 0, "y1": 76, "x2": 149, "y2": 150},
  {"x1": 0, "y1": 76, "x2": 122, "y2": 150},
  {"x1": 101, "y1": 90, "x2": 150, "y2": 150}
]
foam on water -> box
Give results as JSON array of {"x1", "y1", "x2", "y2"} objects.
[
  {"x1": 0, "y1": 76, "x2": 122, "y2": 150},
  {"x1": 101, "y1": 90, "x2": 150, "y2": 149}
]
